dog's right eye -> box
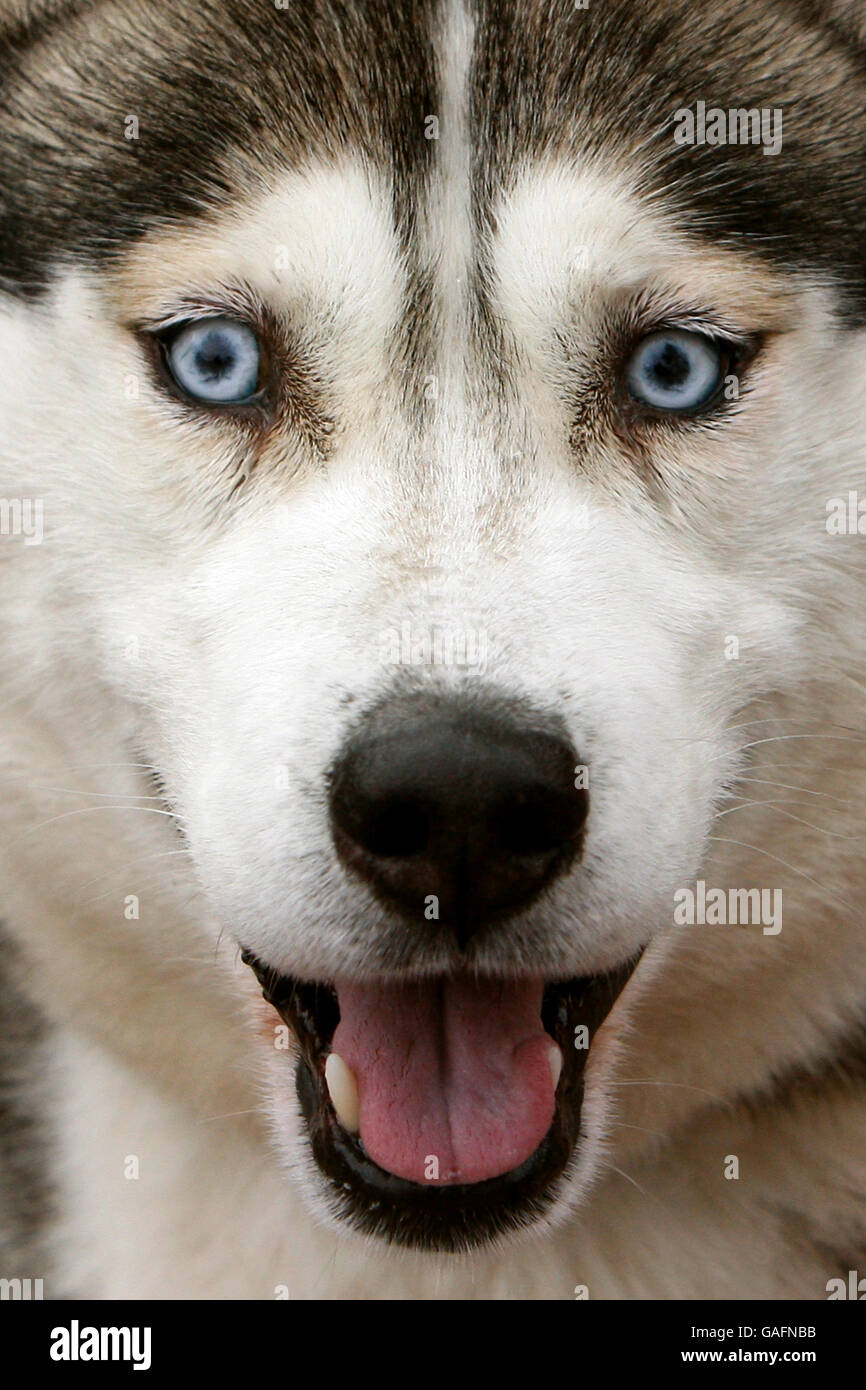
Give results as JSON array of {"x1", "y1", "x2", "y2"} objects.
[
  {"x1": 160, "y1": 317, "x2": 263, "y2": 404},
  {"x1": 624, "y1": 329, "x2": 729, "y2": 414}
]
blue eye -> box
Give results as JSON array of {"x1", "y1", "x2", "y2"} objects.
[
  {"x1": 625, "y1": 330, "x2": 727, "y2": 413},
  {"x1": 164, "y1": 317, "x2": 262, "y2": 403}
]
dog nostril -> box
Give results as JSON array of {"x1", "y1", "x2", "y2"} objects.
[
  {"x1": 494, "y1": 790, "x2": 586, "y2": 857},
  {"x1": 362, "y1": 798, "x2": 430, "y2": 858}
]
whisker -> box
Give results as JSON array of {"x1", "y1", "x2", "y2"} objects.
[
  {"x1": 1, "y1": 761, "x2": 159, "y2": 775},
  {"x1": 10, "y1": 785, "x2": 168, "y2": 801},
  {"x1": 76, "y1": 849, "x2": 198, "y2": 908},
  {"x1": 714, "y1": 800, "x2": 860, "y2": 839},
  {"x1": 197, "y1": 1107, "x2": 269, "y2": 1125},
  {"x1": 609, "y1": 1165, "x2": 653, "y2": 1201},
  {"x1": 611, "y1": 1078, "x2": 725, "y2": 1102},
  {"x1": 707, "y1": 835, "x2": 854, "y2": 906},
  {"x1": 732, "y1": 776, "x2": 853, "y2": 806},
  {"x1": 608, "y1": 1120, "x2": 668, "y2": 1140},
  {"x1": 709, "y1": 731, "x2": 866, "y2": 764},
  {"x1": 17, "y1": 805, "x2": 182, "y2": 840}
]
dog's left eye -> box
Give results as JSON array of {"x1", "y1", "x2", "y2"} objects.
[
  {"x1": 625, "y1": 329, "x2": 728, "y2": 413},
  {"x1": 162, "y1": 317, "x2": 262, "y2": 403}
]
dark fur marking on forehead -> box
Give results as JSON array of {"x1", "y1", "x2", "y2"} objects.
[
  {"x1": 470, "y1": 0, "x2": 866, "y2": 323},
  {"x1": 3, "y1": 0, "x2": 866, "y2": 325},
  {"x1": 0, "y1": 0, "x2": 438, "y2": 297}
]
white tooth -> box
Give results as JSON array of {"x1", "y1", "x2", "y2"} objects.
[
  {"x1": 325, "y1": 1052, "x2": 361, "y2": 1134},
  {"x1": 548, "y1": 1042, "x2": 563, "y2": 1091}
]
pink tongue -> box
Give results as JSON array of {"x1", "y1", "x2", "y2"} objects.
[{"x1": 331, "y1": 976, "x2": 556, "y2": 1185}]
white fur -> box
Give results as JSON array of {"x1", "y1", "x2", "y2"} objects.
[{"x1": 2, "y1": 100, "x2": 866, "y2": 1296}]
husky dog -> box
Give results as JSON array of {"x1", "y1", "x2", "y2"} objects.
[{"x1": 1, "y1": 0, "x2": 865, "y2": 1300}]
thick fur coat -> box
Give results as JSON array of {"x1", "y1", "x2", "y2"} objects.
[{"x1": 1, "y1": 0, "x2": 865, "y2": 1298}]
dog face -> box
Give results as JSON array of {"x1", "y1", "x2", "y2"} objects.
[{"x1": 2, "y1": 0, "x2": 865, "y2": 1251}]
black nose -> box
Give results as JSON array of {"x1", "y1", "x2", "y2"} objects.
[{"x1": 328, "y1": 695, "x2": 588, "y2": 946}]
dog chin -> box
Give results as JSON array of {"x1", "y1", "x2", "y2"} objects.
[{"x1": 243, "y1": 949, "x2": 641, "y2": 1252}]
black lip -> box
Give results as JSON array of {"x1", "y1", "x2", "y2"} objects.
[{"x1": 241, "y1": 950, "x2": 641, "y2": 1252}]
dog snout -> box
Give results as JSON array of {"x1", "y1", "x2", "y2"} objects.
[{"x1": 328, "y1": 696, "x2": 588, "y2": 945}]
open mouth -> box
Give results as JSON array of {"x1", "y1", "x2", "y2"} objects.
[{"x1": 241, "y1": 950, "x2": 641, "y2": 1251}]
